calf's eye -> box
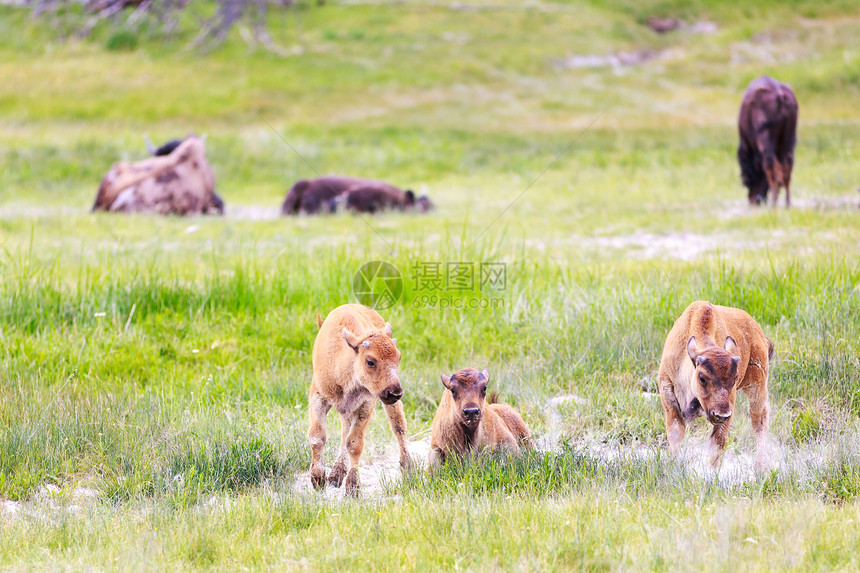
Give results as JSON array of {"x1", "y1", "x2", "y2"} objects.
[{"x1": 366, "y1": 359, "x2": 376, "y2": 368}]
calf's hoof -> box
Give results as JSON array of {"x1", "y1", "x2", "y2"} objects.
[
  {"x1": 400, "y1": 453, "x2": 420, "y2": 476},
  {"x1": 328, "y1": 463, "x2": 347, "y2": 487},
  {"x1": 345, "y1": 468, "x2": 360, "y2": 496},
  {"x1": 310, "y1": 465, "x2": 326, "y2": 490}
]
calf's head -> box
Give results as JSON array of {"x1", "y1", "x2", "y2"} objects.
[
  {"x1": 441, "y1": 368, "x2": 490, "y2": 429},
  {"x1": 687, "y1": 336, "x2": 741, "y2": 425},
  {"x1": 343, "y1": 323, "x2": 402, "y2": 404}
]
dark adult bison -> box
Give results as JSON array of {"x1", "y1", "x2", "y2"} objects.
[
  {"x1": 281, "y1": 176, "x2": 412, "y2": 215},
  {"x1": 737, "y1": 76, "x2": 798, "y2": 207}
]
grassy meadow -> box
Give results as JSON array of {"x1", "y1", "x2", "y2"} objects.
[{"x1": 2, "y1": 0, "x2": 860, "y2": 569}]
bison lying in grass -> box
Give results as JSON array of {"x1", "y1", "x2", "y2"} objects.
[
  {"x1": 658, "y1": 301, "x2": 774, "y2": 471},
  {"x1": 92, "y1": 136, "x2": 224, "y2": 215},
  {"x1": 281, "y1": 175, "x2": 431, "y2": 215},
  {"x1": 335, "y1": 185, "x2": 433, "y2": 214},
  {"x1": 429, "y1": 368, "x2": 532, "y2": 468},
  {"x1": 308, "y1": 304, "x2": 410, "y2": 495},
  {"x1": 738, "y1": 76, "x2": 798, "y2": 207}
]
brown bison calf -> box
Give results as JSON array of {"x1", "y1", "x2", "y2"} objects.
[
  {"x1": 738, "y1": 76, "x2": 798, "y2": 207},
  {"x1": 658, "y1": 301, "x2": 774, "y2": 471},
  {"x1": 308, "y1": 304, "x2": 410, "y2": 495},
  {"x1": 282, "y1": 176, "x2": 405, "y2": 215},
  {"x1": 337, "y1": 185, "x2": 434, "y2": 214},
  {"x1": 429, "y1": 368, "x2": 532, "y2": 468}
]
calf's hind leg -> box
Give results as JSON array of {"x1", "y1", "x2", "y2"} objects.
[
  {"x1": 658, "y1": 378, "x2": 686, "y2": 454},
  {"x1": 308, "y1": 392, "x2": 331, "y2": 489}
]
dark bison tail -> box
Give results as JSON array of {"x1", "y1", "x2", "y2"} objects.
[
  {"x1": 282, "y1": 179, "x2": 309, "y2": 215},
  {"x1": 767, "y1": 338, "x2": 775, "y2": 362},
  {"x1": 486, "y1": 391, "x2": 499, "y2": 405}
]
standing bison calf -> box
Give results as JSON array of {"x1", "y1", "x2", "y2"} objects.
[
  {"x1": 308, "y1": 304, "x2": 410, "y2": 495},
  {"x1": 429, "y1": 368, "x2": 532, "y2": 468},
  {"x1": 738, "y1": 75, "x2": 798, "y2": 207},
  {"x1": 658, "y1": 301, "x2": 774, "y2": 471}
]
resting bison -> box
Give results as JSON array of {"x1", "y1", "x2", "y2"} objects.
[
  {"x1": 92, "y1": 137, "x2": 224, "y2": 215},
  {"x1": 281, "y1": 176, "x2": 417, "y2": 215},
  {"x1": 429, "y1": 368, "x2": 532, "y2": 468},
  {"x1": 738, "y1": 76, "x2": 798, "y2": 207},
  {"x1": 658, "y1": 301, "x2": 774, "y2": 471},
  {"x1": 335, "y1": 185, "x2": 434, "y2": 214},
  {"x1": 308, "y1": 304, "x2": 410, "y2": 495}
]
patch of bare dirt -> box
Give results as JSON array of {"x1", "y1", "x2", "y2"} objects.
[
  {"x1": 292, "y1": 437, "x2": 431, "y2": 500},
  {"x1": 553, "y1": 49, "x2": 664, "y2": 71}
]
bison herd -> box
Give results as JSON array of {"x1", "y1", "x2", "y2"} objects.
[
  {"x1": 91, "y1": 75, "x2": 803, "y2": 217},
  {"x1": 310, "y1": 300, "x2": 772, "y2": 495},
  {"x1": 86, "y1": 77, "x2": 803, "y2": 494}
]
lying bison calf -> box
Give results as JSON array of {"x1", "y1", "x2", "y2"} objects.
[
  {"x1": 282, "y1": 176, "x2": 406, "y2": 215},
  {"x1": 429, "y1": 368, "x2": 532, "y2": 468},
  {"x1": 658, "y1": 301, "x2": 774, "y2": 471},
  {"x1": 308, "y1": 304, "x2": 410, "y2": 495},
  {"x1": 334, "y1": 186, "x2": 434, "y2": 214}
]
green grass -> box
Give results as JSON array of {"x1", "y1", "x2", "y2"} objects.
[{"x1": 2, "y1": 0, "x2": 860, "y2": 570}]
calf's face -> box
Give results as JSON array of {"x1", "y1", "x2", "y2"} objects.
[
  {"x1": 441, "y1": 368, "x2": 490, "y2": 429},
  {"x1": 687, "y1": 336, "x2": 741, "y2": 425},
  {"x1": 343, "y1": 325, "x2": 402, "y2": 404}
]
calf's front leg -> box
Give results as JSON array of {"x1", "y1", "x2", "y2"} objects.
[
  {"x1": 344, "y1": 401, "x2": 374, "y2": 496},
  {"x1": 707, "y1": 417, "x2": 733, "y2": 469},
  {"x1": 307, "y1": 392, "x2": 331, "y2": 489},
  {"x1": 327, "y1": 415, "x2": 350, "y2": 487},
  {"x1": 383, "y1": 400, "x2": 412, "y2": 471},
  {"x1": 744, "y1": 383, "x2": 771, "y2": 472}
]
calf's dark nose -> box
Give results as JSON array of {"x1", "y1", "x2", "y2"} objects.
[
  {"x1": 710, "y1": 410, "x2": 732, "y2": 424},
  {"x1": 462, "y1": 407, "x2": 480, "y2": 420}
]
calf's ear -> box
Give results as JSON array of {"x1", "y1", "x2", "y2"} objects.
[
  {"x1": 724, "y1": 336, "x2": 739, "y2": 356},
  {"x1": 441, "y1": 374, "x2": 454, "y2": 390},
  {"x1": 343, "y1": 328, "x2": 362, "y2": 353},
  {"x1": 383, "y1": 322, "x2": 393, "y2": 338},
  {"x1": 686, "y1": 336, "x2": 699, "y2": 364},
  {"x1": 480, "y1": 369, "x2": 490, "y2": 382}
]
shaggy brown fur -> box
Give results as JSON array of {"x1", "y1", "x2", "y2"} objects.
[
  {"x1": 738, "y1": 76, "x2": 798, "y2": 207},
  {"x1": 337, "y1": 185, "x2": 433, "y2": 214},
  {"x1": 308, "y1": 304, "x2": 409, "y2": 495},
  {"x1": 92, "y1": 137, "x2": 223, "y2": 215},
  {"x1": 658, "y1": 301, "x2": 773, "y2": 470},
  {"x1": 428, "y1": 368, "x2": 532, "y2": 468},
  {"x1": 281, "y1": 176, "x2": 404, "y2": 215}
]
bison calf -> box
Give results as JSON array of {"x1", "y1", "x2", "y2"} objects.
[
  {"x1": 429, "y1": 368, "x2": 532, "y2": 468},
  {"x1": 738, "y1": 76, "x2": 798, "y2": 207},
  {"x1": 282, "y1": 176, "x2": 406, "y2": 215},
  {"x1": 308, "y1": 304, "x2": 410, "y2": 495},
  {"x1": 335, "y1": 186, "x2": 434, "y2": 214},
  {"x1": 658, "y1": 301, "x2": 773, "y2": 471}
]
